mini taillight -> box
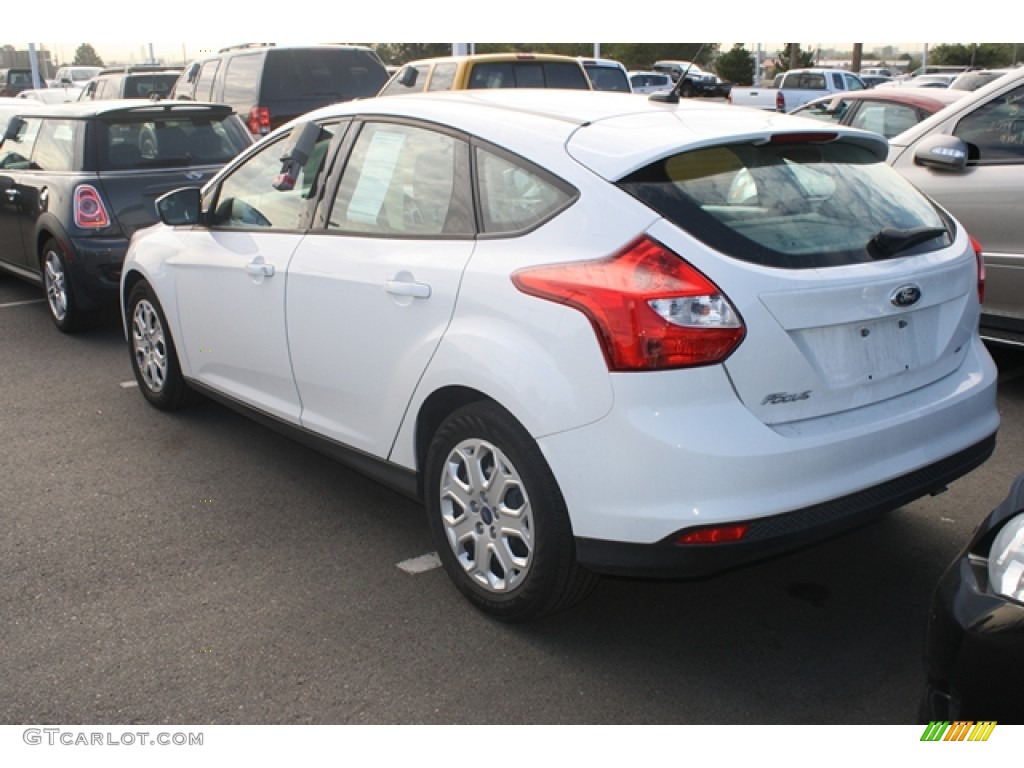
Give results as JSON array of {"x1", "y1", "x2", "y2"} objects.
[
  {"x1": 677, "y1": 523, "x2": 750, "y2": 545},
  {"x1": 248, "y1": 106, "x2": 271, "y2": 135},
  {"x1": 511, "y1": 236, "x2": 745, "y2": 371},
  {"x1": 970, "y1": 235, "x2": 985, "y2": 304},
  {"x1": 74, "y1": 184, "x2": 110, "y2": 228}
]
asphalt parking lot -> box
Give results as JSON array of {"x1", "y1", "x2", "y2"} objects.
[{"x1": 2, "y1": 275, "x2": 1022, "y2": 725}]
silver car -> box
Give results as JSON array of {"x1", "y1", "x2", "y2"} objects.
[{"x1": 888, "y1": 67, "x2": 1024, "y2": 347}]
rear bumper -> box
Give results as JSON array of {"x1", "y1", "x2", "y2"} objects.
[
  {"x1": 577, "y1": 433, "x2": 995, "y2": 578},
  {"x1": 539, "y1": 337, "x2": 999, "y2": 574},
  {"x1": 67, "y1": 236, "x2": 128, "y2": 311}
]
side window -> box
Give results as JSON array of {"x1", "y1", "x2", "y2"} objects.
[
  {"x1": 476, "y1": 146, "x2": 574, "y2": 234},
  {"x1": 427, "y1": 63, "x2": 457, "y2": 92},
  {"x1": 799, "y1": 97, "x2": 848, "y2": 123},
  {"x1": 845, "y1": 74, "x2": 865, "y2": 91},
  {"x1": 210, "y1": 122, "x2": 337, "y2": 230},
  {"x1": 31, "y1": 119, "x2": 77, "y2": 171},
  {"x1": 328, "y1": 122, "x2": 472, "y2": 236},
  {"x1": 195, "y1": 61, "x2": 220, "y2": 101},
  {"x1": 222, "y1": 53, "x2": 262, "y2": 106},
  {"x1": 954, "y1": 84, "x2": 1024, "y2": 162},
  {"x1": 0, "y1": 117, "x2": 42, "y2": 169}
]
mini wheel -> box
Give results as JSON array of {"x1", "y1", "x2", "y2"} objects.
[{"x1": 41, "y1": 239, "x2": 94, "y2": 333}]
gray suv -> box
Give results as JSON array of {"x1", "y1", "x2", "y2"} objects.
[{"x1": 888, "y1": 67, "x2": 1024, "y2": 347}]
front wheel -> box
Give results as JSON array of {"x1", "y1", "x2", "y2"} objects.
[
  {"x1": 424, "y1": 402, "x2": 598, "y2": 622},
  {"x1": 127, "y1": 281, "x2": 196, "y2": 411}
]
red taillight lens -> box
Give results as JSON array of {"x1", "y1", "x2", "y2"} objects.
[
  {"x1": 677, "y1": 523, "x2": 750, "y2": 545},
  {"x1": 74, "y1": 184, "x2": 110, "y2": 228},
  {"x1": 775, "y1": 90, "x2": 785, "y2": 112},
  {"x1": 248, "y1": 106, "x2": 271, "y2": 135},
  {"x1": 511, "y1": 236, "x2": 745, "y2": 371},
  {"x1": 970, "y1": 235, "x2": 985, "y2": 304}
]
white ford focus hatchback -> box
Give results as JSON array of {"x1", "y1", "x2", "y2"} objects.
[{"x1": 121, "y1": 90, "x2": 999, "y2": 621}]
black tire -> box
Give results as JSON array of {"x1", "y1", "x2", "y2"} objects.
[
  {"x1": 41, "y1": 238, "x2": 94, "y2": 333},
  {"x1": 680, "y1": 81, "x2": 696, "y2": 98},
  {"x1": 424, "y1": 401, "x2": 598, "y2": 622},
  {"x1": 126, "y1": 281, "x2": 196, "y2": 411}
]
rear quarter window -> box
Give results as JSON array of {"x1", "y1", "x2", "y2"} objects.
[
  {"x1": 617, "y1": 140, "x2": 951, "y2": 269},
  {"x1": 262, "y1": 49, "x2": 387, "y2": 101}
]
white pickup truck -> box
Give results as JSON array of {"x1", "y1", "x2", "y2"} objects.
[{"x1": 728, "y1": 68, "x2": 867, "y2": 111}]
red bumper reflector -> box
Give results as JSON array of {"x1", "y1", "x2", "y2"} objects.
[{"x1": 677, "y1": 523, "x2": 750, "y2": 545}]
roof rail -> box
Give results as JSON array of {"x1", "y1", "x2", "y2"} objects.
[{"x1": 218, "y1": 43, "x2": 276, "y2": 53}]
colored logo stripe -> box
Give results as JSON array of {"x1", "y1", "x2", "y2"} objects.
[{"x1": 921, "y1": 721, "x2": 997, "y2": 742}]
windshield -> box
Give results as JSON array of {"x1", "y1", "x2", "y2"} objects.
[{"x1": 617, "y1": 139, "x2": 952, "y2": 269}]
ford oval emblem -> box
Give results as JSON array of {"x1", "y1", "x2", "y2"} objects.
[{"x1": 891, "y1": 284, "x2": 922, "y2": 308}]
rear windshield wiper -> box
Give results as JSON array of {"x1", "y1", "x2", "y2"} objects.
[{"x1": 868, "y1": 226, "x2": 948, "y2": 259}]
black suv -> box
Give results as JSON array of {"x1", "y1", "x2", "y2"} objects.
[
  {"x1": 78, "y1": 66, "x2": 185, "y2": 101},
  {"x1": 0, "y1": 68, "x2": 35, "y2": 97},
  {"x1": 171, "y1": 44, "x2": 389, "y2": 136},
  {"x1": 0, "y1": 101, "x2": 251, "y2": 332}
]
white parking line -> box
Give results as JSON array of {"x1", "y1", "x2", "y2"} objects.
[
  {"x1": 396, "y1": 552, "x2": 442, "y2": 574},
  {"x1": 0, "y1": 299, "x2": 45, "y2": 309},
  {"x1": 119, "y1": 380, "x2": 138, "y2": 389}
]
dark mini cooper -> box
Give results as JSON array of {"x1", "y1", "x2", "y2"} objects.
[{"x1": 0, "y1": 100, "x2": 251, "y2": 332}]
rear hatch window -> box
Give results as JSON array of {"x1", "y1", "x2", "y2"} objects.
[
  {"x1": 619, "y1": 136, "x2": 976, "y2": 426},
  {"x1": 261, "y1": 49, "x2": 388, "y2": 102},
  {"x1": 468, "y1": 61, "x2": 590, "y2": 90},
  {"x1": 618, "y1": 138, "x2": 953, "y2": 269},
  {"x1": 123, "y1": 73, "x2": 179, "y2": 100},
  {"x1": 97, "y1": 114, "x2": 250, "y2": 169}
]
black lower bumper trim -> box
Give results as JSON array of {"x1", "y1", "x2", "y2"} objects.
[{"x1": 575, "y1": 433, "x2": 997, "y2": 578}]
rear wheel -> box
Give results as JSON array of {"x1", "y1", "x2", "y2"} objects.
[
  {"x1": 425, "y1": 401, "x2": 598, "y2": 622},
  {"x1": 41, "y1": 239, "x2": 94, "y2": 333},
  {"x1": 127, "y1": 281, "x2": 195, "y2": 411}
]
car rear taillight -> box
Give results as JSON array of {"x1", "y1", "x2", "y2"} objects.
[
  {"x1": 775, "y1": 90, "x2": 785, "y2": 112},
  {"x1": 74, "y1": 184, "x2": 110, "y2": 228},
  {"x1": 970, "y1": 235, "x2": 985, "y2": 304},
  {"x1": 248, "y1": 106, "x2": 271, "y2": 135},
  {"x1": 677, "y1": 523, "x2": 750, "y2": 545},
  {"x1": 511, "y1": 236, "x2": 745, "y2": 371}
]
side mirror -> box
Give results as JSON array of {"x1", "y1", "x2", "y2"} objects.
[
  {"x1": 398, "y1": 66, "x2": 418, "y2": 88},
  {"x1": 913, "y1": 134, "x2": 970, "y2": 171},
  {"x1": 156, "y1": 187, "x2": 203, "y2": 226},
  {"x1": 273, "y1": 120, "x2": 321, "y2": 191},
  {"x1": 4, "y1": 116, "x2": 25, "y2": 142}
]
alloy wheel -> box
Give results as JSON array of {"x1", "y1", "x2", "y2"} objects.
[{"x1": 439, "y1": 438, "x2": 534, "y2": 594}]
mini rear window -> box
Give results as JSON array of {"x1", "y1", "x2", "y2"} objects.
[
  {"x1": 99, "y1": 115, "x2": 249, "y2": 169},
  {"x1": 618, "y1": 139, "x2": 952, "y2": 269}
]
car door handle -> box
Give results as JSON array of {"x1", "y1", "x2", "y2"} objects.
[
  {"x1": 245, "y1": 260, "x2": 275, "y2": 277},
  {"x1": 384, "y1": 279, "x2": 431, "y2": 299},
  {"x1": 4, "y1": 189, "x2": 17, "y2": 201}
]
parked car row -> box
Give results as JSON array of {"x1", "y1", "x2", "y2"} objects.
[{"x1": 2, "y1": 44, "x2": 1020, "y2": 719}]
